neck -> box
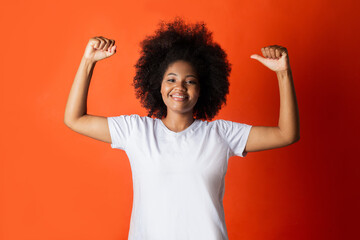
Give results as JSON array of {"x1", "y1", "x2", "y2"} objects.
[{"x1": 161, "y1": 111, "x2": 195, "y2": 132}]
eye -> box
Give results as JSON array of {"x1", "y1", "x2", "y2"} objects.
[
  {"x1": 186, "y1": 80, "x2": 197, "y2": 84},
  {"x1": 167, "y1": 79, "x2": 175, "y2": 82}
]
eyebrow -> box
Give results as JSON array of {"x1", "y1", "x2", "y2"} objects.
[{"x1": 167, "y1": 73, "x2": 198, "y2": 79}]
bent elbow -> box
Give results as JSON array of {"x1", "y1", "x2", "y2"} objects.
[
  {"x1": 64, "y1": 118, "x2": 71, "y2": 128},
  {"x1": 289, "y1": 135, "x2": 300, "y2": 144},
  {"x1": 64, "y1": 118, "x2": 75, "y2": 130}
]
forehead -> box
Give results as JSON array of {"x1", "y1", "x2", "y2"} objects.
[{"x1": 164, "y1": 60, "x2": 197, "y2": 75}]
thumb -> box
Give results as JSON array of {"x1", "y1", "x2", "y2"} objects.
[
  {"x1": 250, "y1": 54, "x2": 264, "y2": 61},
  {"x1": 250, "y1": 53, "x2": 269, "y2": 67}
]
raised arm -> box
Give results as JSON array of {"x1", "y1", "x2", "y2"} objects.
[
  {"x1": 64, "y1": 36, "x2": 117, "y2": 143},
  {"x1": 245, "y1": 46, "x2": 300, "y2": 153}
]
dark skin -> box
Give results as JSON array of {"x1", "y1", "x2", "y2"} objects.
[
  {"x1": 159, "y1": 45, "x2": 300, "y2": 153},
  {"x1": 160, "y1": 60, "x2": 200, "y2": 133},
  {"x1": 65, "y1": 36, "x2": 299, "y2": 153}
]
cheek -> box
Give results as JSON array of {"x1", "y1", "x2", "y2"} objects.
[
  {"x1": 160, "y1": 85, "x2": 169, "y2": 101},
  {"x1": 160, "y1": 83, "x2": 165, "y2": 95},
  {"x1": 195, "y1": 87, "x2": 200, "y2": 98},
  {"x1": 160, "y1": 86, "x2": 165, "y2": 96}
]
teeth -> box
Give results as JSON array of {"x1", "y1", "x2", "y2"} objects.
[{"x1": 172, "y1": 95, "x2": 186, "y2": 98}]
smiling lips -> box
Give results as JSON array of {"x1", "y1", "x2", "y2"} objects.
[{"x1": 170, "y1": 93, "x2": 188, "y2": 101}]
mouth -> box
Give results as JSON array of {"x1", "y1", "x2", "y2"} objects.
[{"x1": 170, "y1": 94, "x2": 188, "y2": 101}]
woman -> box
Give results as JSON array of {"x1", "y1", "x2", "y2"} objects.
[{"x1": 64, "y1": 17, "x2": 300, "y2": 240}]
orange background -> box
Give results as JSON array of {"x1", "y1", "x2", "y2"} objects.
[{"x1": 1, "y1": 0, "x2": 359, "y2": 239}]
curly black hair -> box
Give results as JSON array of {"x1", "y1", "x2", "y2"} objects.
[{"x1": 132, "y1": 16, "x2": 232, "y2": 121}]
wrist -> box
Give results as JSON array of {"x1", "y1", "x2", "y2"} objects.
[
  {"x1": 81, "y1": 56, "x2": 97, "y2": 66},
  {"x1": 276, "y1": 68, "x2": 292, "y2": 79}
]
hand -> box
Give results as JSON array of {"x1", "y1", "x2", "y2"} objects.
[
  {"x1": 83, "y1": 36, "x2": 117, "y2": 63},
  {"x1": 250, "y1": 45, "x2": 290, "y2": 73}
]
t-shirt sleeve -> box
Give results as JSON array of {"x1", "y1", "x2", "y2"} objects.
[
  {"x1": 107, "y1": 114, "x2": 137, "y2": 150},
  {"x1": 217, "y1": 119, "x2": 253, "y2": 157}
]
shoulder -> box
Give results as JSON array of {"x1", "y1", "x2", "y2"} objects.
[
  {"x1": 199, "y1": 118, "x2": 233, "y2": 130},
  {"x1": 199, "y1": 118, "x2": 252, "y2": 136},
  {"x1": 108, "y1": 114, "x2": 156, "y2": 128},
  {"x1": 195, "y1": 118, "x2": 230, "y2": 134},
  {"x1": 110, "y1": 114, "x2": 153, "y2": 121}
]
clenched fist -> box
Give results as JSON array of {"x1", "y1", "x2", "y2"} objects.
[{"x1": 83, "y1": 36, "x2": 117, "y2": 63}]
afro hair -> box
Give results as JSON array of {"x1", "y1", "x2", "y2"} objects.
[{"x1": 132, "y1": 16, "x2": 232, "y2": 121}]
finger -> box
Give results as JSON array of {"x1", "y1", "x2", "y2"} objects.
[
  {"x1": 275, "y1": 48, "x2": 281, "y2": 58},
  {"x1": 279, "y1": 46, "x2": 287, "y2": 53},
  {"x1": 269, "y1": 48, "x2": 276, "y2": 59},
  {"x1": 279, "y1": 47, "x2": 287, "y2": 58},
  {"x1": 97, "y1": 36, "x2": 107, "y2": 50},
  {"x1": 103, "y1": 39, "x2": 112, "y2": 51},
  {"x1": 92, "y1": 37, "x2": 101, "y2": 49},
  {"x1": 94, "y1": 37, "x2": 104, "y2": 50},
  {"x1": 111, "y1": 41, "x2": 117, "y2": 53},
  {"x1": 101, "y1": 38, "x2": 110, "y2": 51},
  {"x1": 261, "y1": 47, "x2": 267, "y2": 58},
  {"x1": 105, "y1": 40, "x2": 113, "y2": 52},
  {"x1": 106, "y1": 40, "x2": 113, "y2": 52},
  {"x1": 109, "y1": 45, "x2": 116, "y2": 53},
  {"x1": 106, "y1": 38, "x2": 114, "y2": 51},
  {"x1": 112, "y1": 40, "x2": 116, "y2": 52},
  {"x1": 264, "y1": 47, "x2": 271, "y2": 58},
  {"x1": 108, "y1": 39, "x2": 115, "y2": 52}
]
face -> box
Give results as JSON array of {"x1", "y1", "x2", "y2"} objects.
[{"x1": 160, "y1": 60, "x2": 200, "y2": 116}]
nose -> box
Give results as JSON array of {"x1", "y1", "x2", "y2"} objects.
[{"x1": 174, "y1": 80, "x2": 187, "y2": 91}]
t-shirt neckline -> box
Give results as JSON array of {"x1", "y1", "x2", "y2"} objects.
[{"x1": 157, "y1": 118, "x2": 200, "y2": 135}]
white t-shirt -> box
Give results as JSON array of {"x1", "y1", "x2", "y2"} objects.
[{"x1": 107, "y1": 114, "x2": 252, "y2": 240}]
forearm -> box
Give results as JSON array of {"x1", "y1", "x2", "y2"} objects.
[
  {"x1": 276, "y1": 69, "x2": 300, "y2": 142},
  {"x1": 64, "y1": 56, "x2": 96, "y2": 125}
]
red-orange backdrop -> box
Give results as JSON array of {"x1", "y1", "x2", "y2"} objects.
[{"x1": 1, "y1": 0, "x2": 359, "y2": 239}]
